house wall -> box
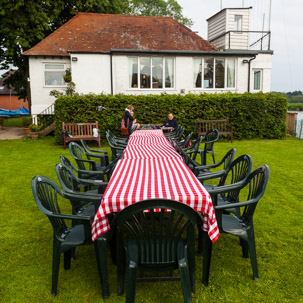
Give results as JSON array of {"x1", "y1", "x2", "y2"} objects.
[
  {"x1": 208, "y1": 8, "x2": 251, "y2": 50},
  {"x1": 207, "y1": 10, "x2": 226, "y2": 49},
  {"x1": 28, "y1": 52, "x2": 272, "y2": 115},
  {"x1": 71, "y1": 54, "x2": 111, "y2": 94},
  {"x1": 226, "y1": 9, "x2": 250, "y2": 50},
  {"x1": 29, "y1": 57, "x2": 70, "y2": 116}
]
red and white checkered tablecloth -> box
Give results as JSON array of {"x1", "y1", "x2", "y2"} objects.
[
  {"x1": 123, "y1": 143, "x2": 181, "y2": 159},
  {"x1": 92, "y1": 130, "x2": 219, "y2": 242}
]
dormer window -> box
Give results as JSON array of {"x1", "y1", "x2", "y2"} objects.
[{"x1": 234, "y1": 15, "x2": 243, "y2": 31}]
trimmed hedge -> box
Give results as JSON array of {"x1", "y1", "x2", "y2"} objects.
[
  {"x1": 54, "y1": 92, "x2": 287, "y2": 143},
  {"x1": 288, "y1": 103, "x2": 303, "y2": 111}
]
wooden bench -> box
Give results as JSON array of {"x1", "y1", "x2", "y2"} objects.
[
  {"x1": 195, "y1": 119, "x2": 233, "y2": 142},
  {"x1": 62, "y1": 121, "x2": 101, "y2": 149}
]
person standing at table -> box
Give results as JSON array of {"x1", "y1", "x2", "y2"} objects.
[
  {"x1": 163, "y1": 113, "x2": 178, "y2": 130},
  {"x1": 123, "y1": 105, "x2": 140, "y2": 135}
]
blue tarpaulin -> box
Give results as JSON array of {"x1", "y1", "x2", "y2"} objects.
[{"x1": 0, "y1": 107, "x2": 30, "y2": 117}]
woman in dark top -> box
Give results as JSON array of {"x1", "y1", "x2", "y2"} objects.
[{"x1": 124, "y1": 105, "x2": 140, "y2": 135}]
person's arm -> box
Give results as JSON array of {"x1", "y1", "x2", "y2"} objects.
[{"x1": 174, "y1": 118, "x2": 178, "y2": 129}]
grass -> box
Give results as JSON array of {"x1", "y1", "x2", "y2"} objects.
[
  {"x1": 3, "y1": 117, "x2": 23, "y2": 127},
  {"x1": 0, "y1": 135, "x2": 303, "y2": 302}
]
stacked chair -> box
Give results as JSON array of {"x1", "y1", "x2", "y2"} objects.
[
  {"x1": 32, "y1": 175, "x2": 109, "y2": 298},
  {"x1": 31, "y1": 139, "x2": 121, "y2": 298}
]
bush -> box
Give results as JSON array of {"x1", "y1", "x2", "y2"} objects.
[
  {"x1": 53, "y1": 92, "x2": 288, "y2": 143},
  {"x1": 288, "y1": 103, "x2": 303, "y2": 111},
  {"x1": 21, "y1": 116, "x2": 32, "y2": 127}
]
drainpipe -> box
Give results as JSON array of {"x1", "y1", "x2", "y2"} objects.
[
  {"x1": 242, "y1": 55, "x2": 256, "y2": 92},
  {"x1": 110, "y1": 52, "x2": 113, "y2": 95}
]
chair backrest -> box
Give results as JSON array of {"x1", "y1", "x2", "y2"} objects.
[
  {"x1": 80, "y1": 139, "x2": 90, "y2": 153},
  {"x1": 32, "y1": 175, "x2": 67, "y2": 234},
  {"x1": 219, "y1": 154, "x2": 252, "y2": 201},
  {"x1": 69, "y1": 142, "x2": 89, "y2": 170},
  {"x1": 240, "y1": 165, "x2": 270, "y2": 220},
  {"x1": 112, "y1": 199, "x2": 203, "y2": 266},
  {"x1": 183, "y1": 132, "x2": 193, "y2": 149},
  {"x1": 221, "y1": 148, "x2": 236, "y2": 170},
  {"x1": 60, "y1": 155, "x2": 78, "y2": 173},
  {"x1": 187, "y1": 135, "x2": 204, "y2": 160},
  {"x1": 55, "y1": 163, "x2": 80, "y2": 193},
  {"x1": 204, "y1": 129, "x2": 219, "y2": 153}
]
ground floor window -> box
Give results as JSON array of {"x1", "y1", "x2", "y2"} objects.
[
  {"x1": 129, "y1": 57, "x2": 174, "y2": 89},
  {"x1": 44, "y1": 63, "x2": 66, "y2": 86},
  {"x1": 194, "y1": 58, "x2": 236, "y2": 89},
  {"x1": 253, "y1": 69, "x2": 262, "y2": 90}
]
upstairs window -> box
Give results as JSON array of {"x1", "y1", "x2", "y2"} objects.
[
  {"x1": 44, "y1": 64, "x2": 65, "y2": 86},
  {"x1": 234, "y1": 15, "x2": 243, "y2": 31},
  {"x1": 129, "y1": 57, "x2": 174, "y2": 89},
  {"x1": 194, "y1": 58, "x2": 236, "y2": 89}
]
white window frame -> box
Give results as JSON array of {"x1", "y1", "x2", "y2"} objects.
[
  {"x1": 193, "y1": 58, "x2": 236, "y2": 90},
  {"x1": 128, "y1": 56, "x2": 175, "y2": 89},
  {"x1": 43, "y1": 63, "x2": 68, "y2": 87},
  {"x1": 253, "y1": 69, "x2": 262, "y2": 91}
]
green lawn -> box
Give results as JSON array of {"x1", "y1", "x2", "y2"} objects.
[{"x1": 0, "y1": 136, "x2": 303, "y2": 302}]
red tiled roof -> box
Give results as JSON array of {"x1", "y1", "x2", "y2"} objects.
[{"x1": 23, "y1": 13, "x2": 217, "y2": 56}]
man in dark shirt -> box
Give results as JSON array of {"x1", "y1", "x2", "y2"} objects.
[{"x1": 163, "y1": 113, "x2": 178, "y2": 130}]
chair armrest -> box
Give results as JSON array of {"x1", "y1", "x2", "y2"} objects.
[
  {"x1": 47, "y1": 211, "x2": 91, "y2": 221},
  {"x1": 87, "y1": 147, "x2": 108, "y2": 155},
  {"x1": 215, "y1": 198, "x2": 256, "y2": 210},
  {"x1": 207, "y1": 182, "x2": 243, "y2": 195},
  {"x1": 77, "y1": 177, "x2": 109, "y2": 188},
  {"x1": 197, "y1": 170, "x2": 226, "y2": 182}
]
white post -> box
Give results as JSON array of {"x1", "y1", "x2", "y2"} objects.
[{"x1": 268, "y1": 0, "x2": 272, "y2": 31}]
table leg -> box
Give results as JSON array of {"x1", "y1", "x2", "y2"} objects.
[{"x1": 202, "y1": 230, "x2": 212, "y2": 286}]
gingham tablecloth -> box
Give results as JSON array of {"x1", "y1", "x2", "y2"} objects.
[{"x1": 92, "y1": 130, "x2": 219, "y2": 242}]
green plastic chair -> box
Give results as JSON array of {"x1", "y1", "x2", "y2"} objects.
[
  {"x1": 184, "y1": 136, "x2": 204, "y2": 162},
  {"x1": 80, "y1": 139, "x2": 110, "y2": 166},
  {"x1": 199, "y1": 129, "x2": 219, "y2": 165},
  {"x1": 31, "y1": 175, "x2": 109, "y2": 298},
  {"x1": 193, "y1": 148, "x2": 236, "y2": 178},
  {"x1": 204, "y1": 165, "x2": 270, "y2": 284},
  {"x1": 56, "y1": 163, "x2": 108, "y2": 196},
  {"x1": 59, "y1": 155, "x2": 105, "y2": 180},
  {"x1": 111, "y1": 199, "x2": 203, "y2": 303}
]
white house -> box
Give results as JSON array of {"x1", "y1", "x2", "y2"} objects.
[{"x1": 23, "y1": 9, "x2": 273, "y2": 117}]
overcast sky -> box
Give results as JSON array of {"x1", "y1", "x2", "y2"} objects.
[{"x1": 178, "y1": 0, "x2": 303, "y2": 92}]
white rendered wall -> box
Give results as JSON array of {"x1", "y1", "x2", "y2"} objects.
[
  {"x1": 250, "y1": 53, "x2": 272, "y2": 93},
  {"x1": 71, "y1": 54, "x2": 111, "y2": 94},
  {"x1": 29, "y1": 52, "x2": 272, "y2": 115},
  {"x1": 28, "y1": 57, "x2": 70, "y2": 116}
]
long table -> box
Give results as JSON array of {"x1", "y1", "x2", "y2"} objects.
[{"x1": 92, "y1": 129, "x2": 219, "y2": 243}]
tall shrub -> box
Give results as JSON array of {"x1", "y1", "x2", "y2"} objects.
[{"x1": 54, "y1": 92, "x2": 287, "y2": 143}]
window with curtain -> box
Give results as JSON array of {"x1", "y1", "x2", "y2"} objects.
[
  {"x1": 254, "y1": 70, "x2": 262, "y2": 90},
  {"x1": 227, "y1": 59, "x2": 236, "y2": 88},
  {"x1": 193, "y1": 58, "x2": 236, "y2": 89},
  {"x1": 44, "y1": 64, "x2": 66, "y2": 86},
  {"x1": 128, "y1": 57, "x2": 174, "y2": 89}
]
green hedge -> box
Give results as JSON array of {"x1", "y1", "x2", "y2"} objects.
[
  {"x1": 54, "y1": 92, "x2": 287, "y2": 143},
  {"x1": 288, "y1": 103, "x2": 303, "y2": 111}
]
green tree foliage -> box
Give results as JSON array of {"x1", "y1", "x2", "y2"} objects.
[
  {"x1": 0, "y1": 0, "x2": 191, "y2": 109},
  {"x1": 127, "y1": 0, "x2": 192, "y2": 26}
]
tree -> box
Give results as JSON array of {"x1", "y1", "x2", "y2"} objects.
[
  {"x1": 0, "y1": 0, "x2": 191, "y2": 109},
  {"x1": 127, "y1": 0, "x2": 192, "y2": 27}
]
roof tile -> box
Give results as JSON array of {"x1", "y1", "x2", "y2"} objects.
[{"x1": 23, "y1": 13, "x2": 217, "y2": 56}]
